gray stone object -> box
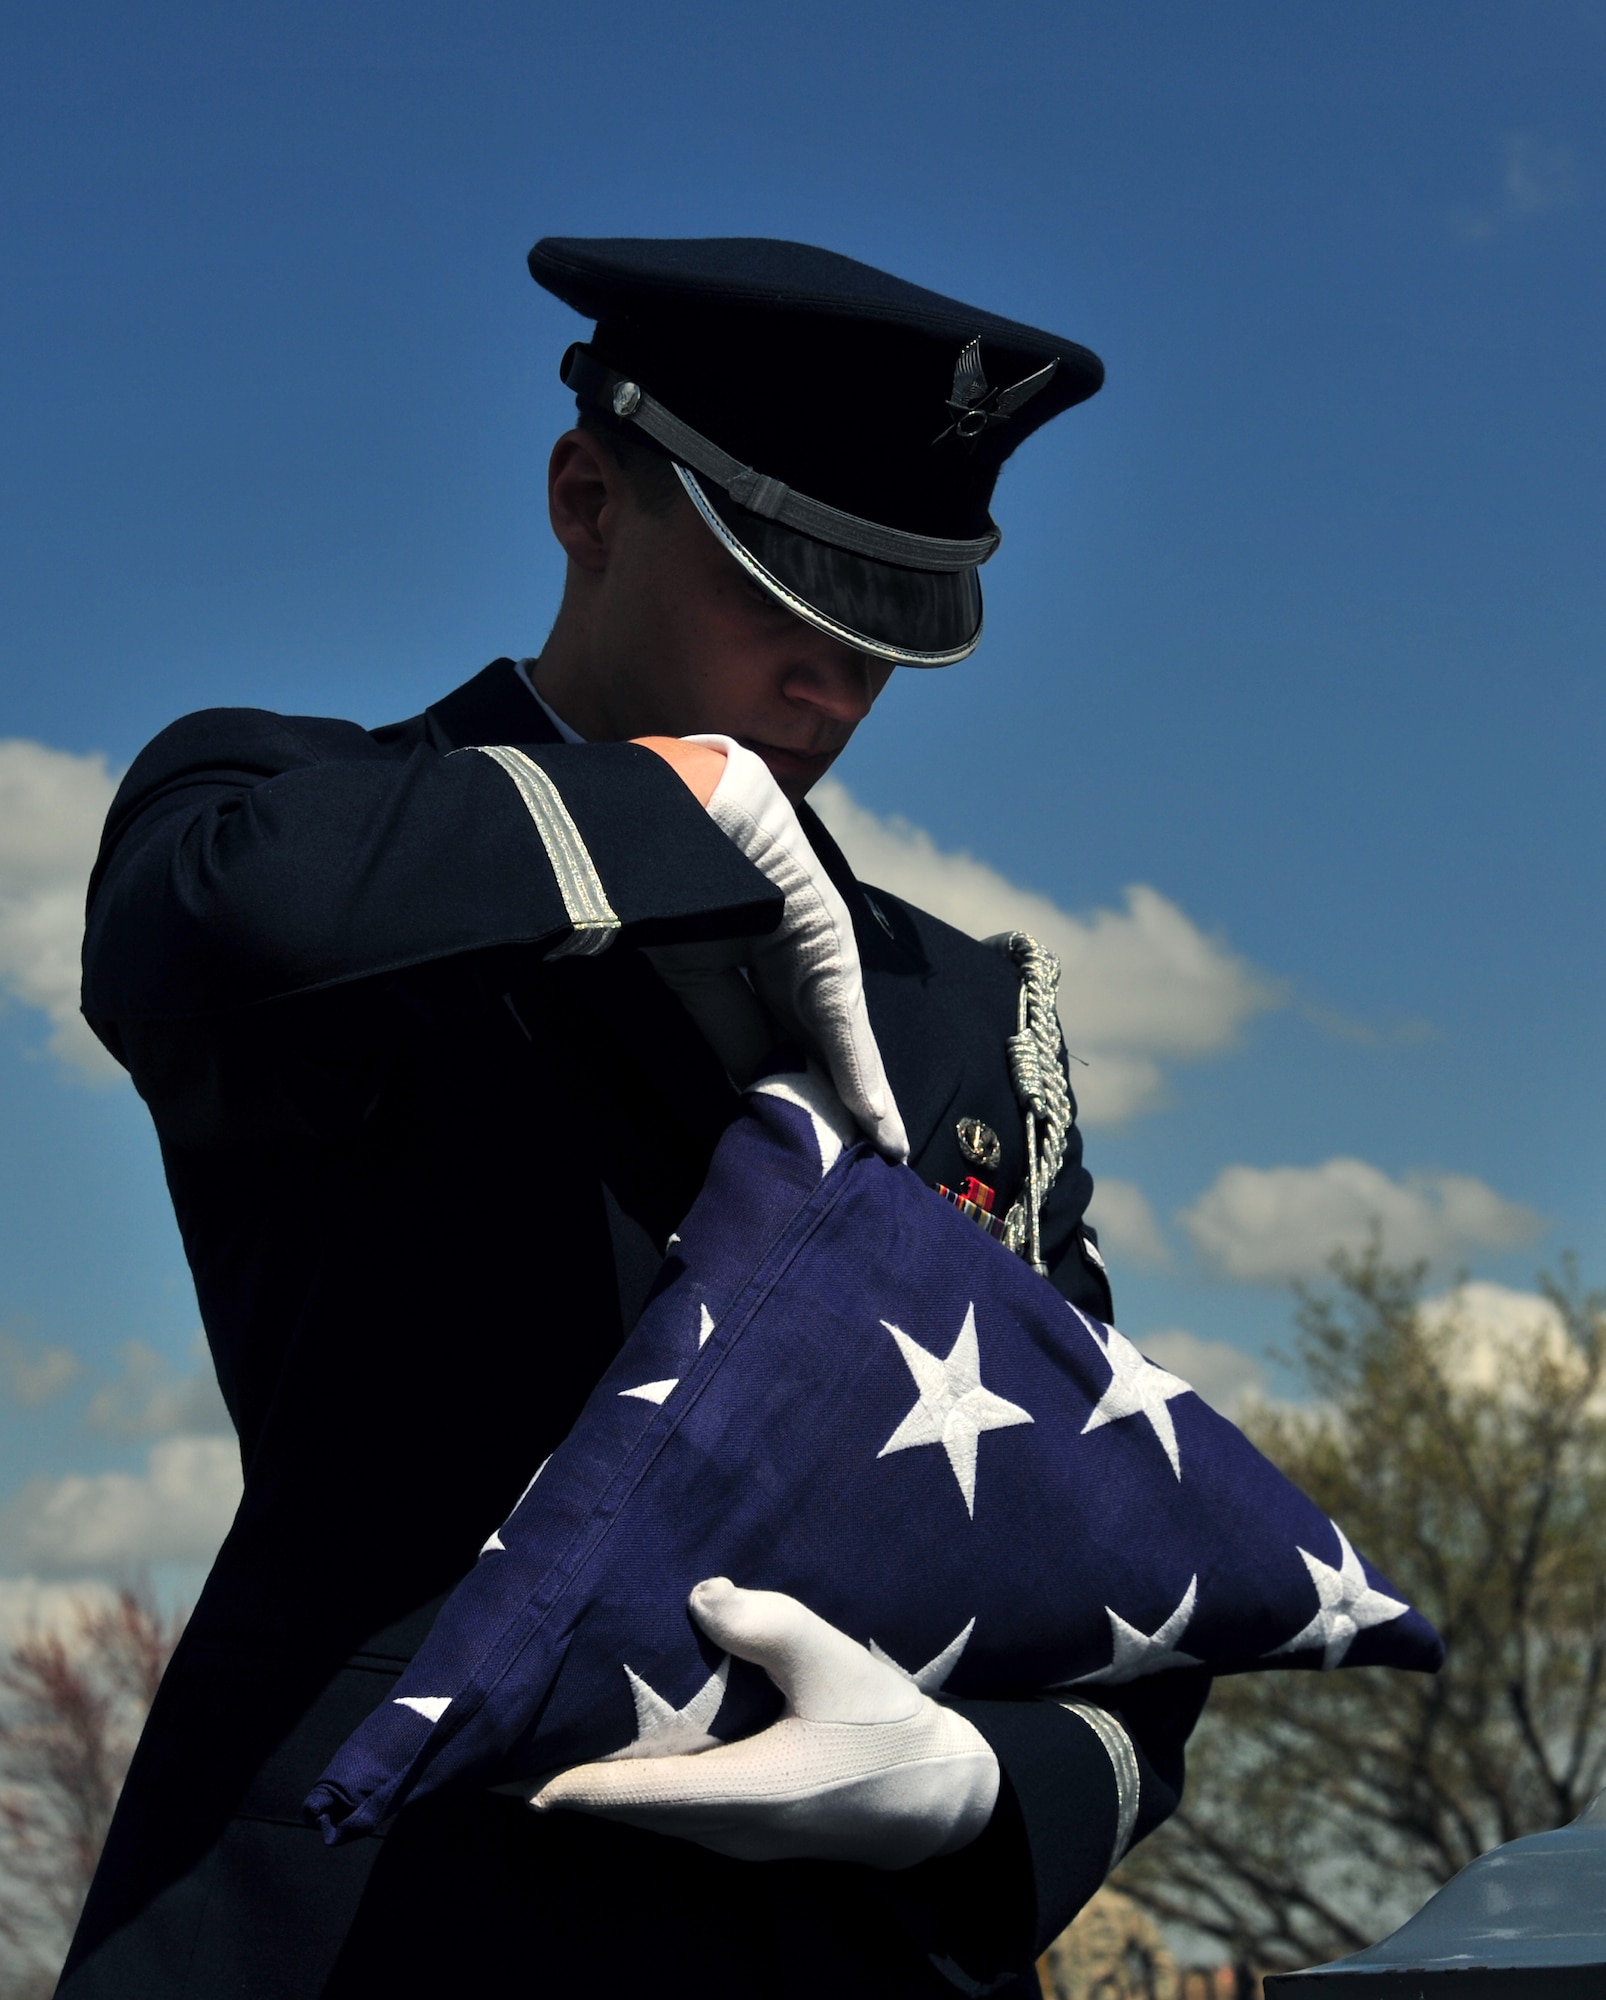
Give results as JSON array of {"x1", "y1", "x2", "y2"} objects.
[{"x1": 1265, "y1": 1790, "x2": 1606, "y2": 1996}]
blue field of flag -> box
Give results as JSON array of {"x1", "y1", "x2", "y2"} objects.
[{"x1": 308, "y1": 1067, "x2": 1442, "y2": 1844}]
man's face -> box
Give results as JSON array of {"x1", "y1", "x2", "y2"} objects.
[{"x1": 545, "y1": 432, "x2": 896, "y2": 801}]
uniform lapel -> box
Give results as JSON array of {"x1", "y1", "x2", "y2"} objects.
[
  {"x1": 420, "y1": 660, "x2": 560, "y2": 752},
  {"x1": 423, "y1": 658, "x2": 557, "y2": 751}
]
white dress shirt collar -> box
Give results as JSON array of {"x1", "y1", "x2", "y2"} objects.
[{"x1": 517, "y1": 658, "x2": 587, "y2": 745}]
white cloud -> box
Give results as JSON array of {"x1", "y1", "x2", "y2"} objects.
[
  {"x1": 1131, "y1": 1289, "x2": 1582, "y2": 1433},
  {"x1": 1180, "y1": 1157, "x2": 1544, "y2": 1283},
  {"x1": 1086, "y1": 1177, "x2": 1171, "y2": 1267},
  {"x1": 86, "y1": 1339, "x2": 231, "y2": 1438},
  {"x1": 1453, "y1": 132, "x2": 1584, "y2": 240},
  {"x1": 812, "y1": 780, "x2": 1279, "y2": 1124},
  {"x1": 1137, "y1": 1328, "x2": 1269, "y2": 1419},
  {"x1": 0, "y1": 1574, "x2": 120, "y2": 1650},
  {"x1": 0, "y1": 738, "x2": 121, "y2": 1077},
  {"x1": 1421, "y1": 1280, "x2": 1602, "y2": 1406},
  {"x1": 0, "y1": 1436, "x2": 242, "y2": 1574},
  {"x1": 0, "y1": 1328, "x2": 81, "y2": 1408}
]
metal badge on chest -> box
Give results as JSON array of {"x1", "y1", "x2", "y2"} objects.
[{"x1": 934, "y1": 934, "x2": 1072, "y2": 1272}]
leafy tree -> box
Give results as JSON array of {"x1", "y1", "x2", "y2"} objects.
[
  {"x1": 1116, "y1": 1251, "x2": 1606, "y2": 1978},
  {"x1": 0, "y1": 1587, "x2": 184, "y2": 1995}
]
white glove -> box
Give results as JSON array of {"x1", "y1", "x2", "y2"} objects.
[
  {"x1": 529, "y1": 1578, "x2": 998, "y2": 1869},
  {"x1": 684, "y1": 736, "x2": 908, "y2": 1162}
]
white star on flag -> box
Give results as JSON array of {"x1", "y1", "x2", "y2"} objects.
[
  {"x1": 619, "y1": 1378, "x2": 678, "y2": 1405},
  {"x1": 878, "y1": 1303, "x2": 1033, "y2": 1517},
  {"x1": 1062, "y1": 1577, "x2": 1203, "y2": 1685},
  {"x1": 752, "y1": 1070, "x2": 858, "y2": 1176},
  {"x1": 393, "y1": 1694, "x2": 451, "y2": 1724},
  {"x1": 1269, "y1": 1523, "x2": 1408, "y2": 1670},
  {"x1": 1078, "y1": 1319, "x2": 1193, "y2": 1479},
  {"x1": 605, "y1": 1656, "x2": 731, "y2": 1760},
  {"x1": 619, "y1": 1302, "x2": 716, "y2": 1406},
  {"x1": 480, "y1": 1456, "x2": 550, "y2": 1555},
  {"x1": 869, "y1": 1617, "x2": 977, "y2": 1693}
]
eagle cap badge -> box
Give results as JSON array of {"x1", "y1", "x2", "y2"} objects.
[{"x1": 934, "y1": 338, "x2": 1059, "y2": 446}]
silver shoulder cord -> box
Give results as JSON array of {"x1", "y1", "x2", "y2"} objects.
[{"x1": 987, "y1": 931, "x2": 1073, "y2": 1275}]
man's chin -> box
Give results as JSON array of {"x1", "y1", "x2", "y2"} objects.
[{"x1": 741, "y1": 741, "x2": 836, "y2": 800}]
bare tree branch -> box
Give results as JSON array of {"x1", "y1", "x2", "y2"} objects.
[
  {"x1": 1115, "y1": 1255, "x2": 1606, "y2": 1976},
  {"x1": 0, "y1": 1584, "x2": 185, "y2": 1988}
]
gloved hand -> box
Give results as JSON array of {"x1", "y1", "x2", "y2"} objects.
[
  {"x1": 529, "y1": 1578, "x2": 998, "y2": 1869},
  {"x1": 684, "y1": 736, "x2": 909, "y2": 1162}
]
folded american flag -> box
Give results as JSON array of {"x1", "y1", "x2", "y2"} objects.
[{"x1": 308, "y1": 1067, "x2": 1441, "y2": 1843}]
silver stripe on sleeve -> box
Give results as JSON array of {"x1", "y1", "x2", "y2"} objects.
[
  {"x1": 470, "y1": 744, "x2": 620, "y2": 958},
  {"x1": 1060, "y1": 1701, "x2": 1141, "y2": 1868}
]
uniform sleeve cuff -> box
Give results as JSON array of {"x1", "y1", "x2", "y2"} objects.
[{"x1": 507, "y1": 742, "x2": 784, "y2": 946}]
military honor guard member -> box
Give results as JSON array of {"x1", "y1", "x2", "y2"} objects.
[{"x1": 60, "y1": 237, "x2": 1209, "y2": 1998}]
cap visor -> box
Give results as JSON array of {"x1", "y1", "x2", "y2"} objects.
[{"x1": 677, "y1": 467, "x2": 982, "y2": 667}]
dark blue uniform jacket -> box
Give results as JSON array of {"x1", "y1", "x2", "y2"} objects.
[{"x1": 61, "y1": 660, "x2": 1206, "y2": 1999}]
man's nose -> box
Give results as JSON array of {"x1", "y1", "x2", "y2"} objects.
[{"x1": 779, "y1": 639, "x2": 882, "y2": 725}]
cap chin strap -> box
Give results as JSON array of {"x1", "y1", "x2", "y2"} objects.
[{"x1": 561, "y1": 344, "x2": 1001, "y2": 575}]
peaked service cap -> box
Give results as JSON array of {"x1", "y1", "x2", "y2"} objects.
[{"x1": 528, "y1": 236, "x2": 1104, "y2": 665}]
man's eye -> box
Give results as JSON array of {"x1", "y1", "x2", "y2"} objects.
[{"x1": 738, "y1": 579, "x2": 794, "y2": 625}]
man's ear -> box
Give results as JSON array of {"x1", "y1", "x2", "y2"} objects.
[{"x1": 548, "y1": 429, "x2": 628, "y2": 575}]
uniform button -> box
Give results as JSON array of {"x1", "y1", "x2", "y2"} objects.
[{"x1": 955, "y1": 1117, "x2": 1001, "y2": 1171}]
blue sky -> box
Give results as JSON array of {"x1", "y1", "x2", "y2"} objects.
[{"x1": 0, "y1": 0, "x2": 1601, "y2": 1611}]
